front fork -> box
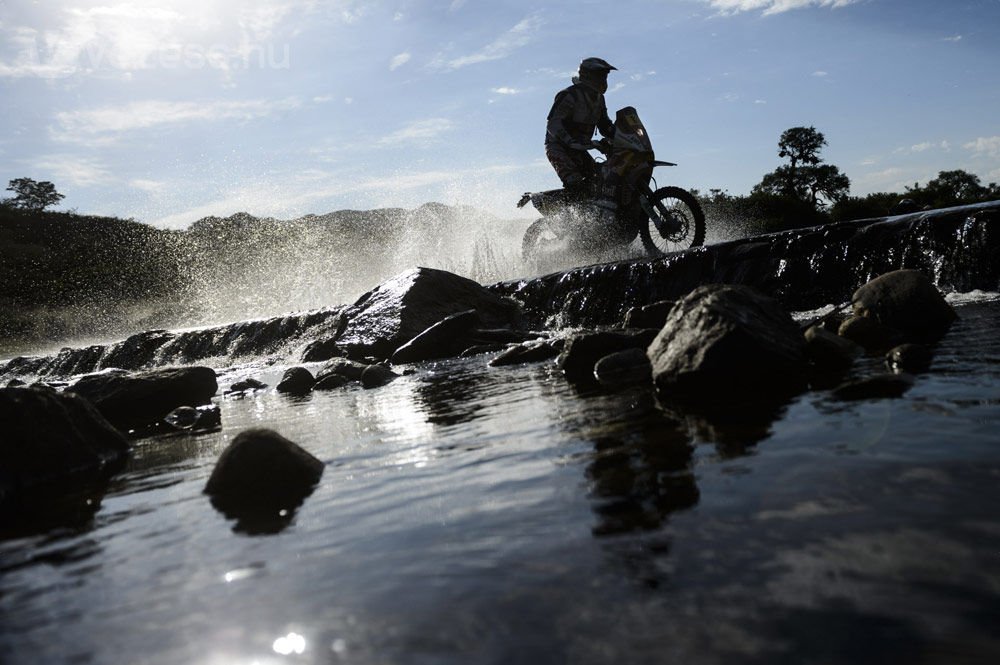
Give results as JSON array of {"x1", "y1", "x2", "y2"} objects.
[{"x1": 637, "y1": 184, "x2": 682, "y2": 236}]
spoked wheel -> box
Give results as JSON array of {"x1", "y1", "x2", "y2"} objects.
[
  {"x1": 521, "y1": 218, "x2": 566, "y2": 262},
  {"x1": 638, "y1": 186, "x2": 706, "y2": 256}
]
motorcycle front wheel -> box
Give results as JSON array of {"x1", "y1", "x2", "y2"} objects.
[
  {"x1": 521, "y1": 218, "x2": 565, "y2": 261},
  {"x1": 638, "y1": 186, "x2": 706, "y2": 255}
]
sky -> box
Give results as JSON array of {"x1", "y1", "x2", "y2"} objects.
[{"x1": 1, "y1": 0, "x2": 999, "y2": 228}]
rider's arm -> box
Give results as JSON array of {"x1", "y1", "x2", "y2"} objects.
[
  {"x1": 546, "y1": 91, "x2": 585, "y2": 148},
  {"x1": 596, "y1": 96, "x2": 615, "y2": 140}
]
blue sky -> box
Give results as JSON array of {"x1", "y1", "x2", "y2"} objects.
[{"x1": 1, "y1": 0, "x2": 998, "y2": 228}]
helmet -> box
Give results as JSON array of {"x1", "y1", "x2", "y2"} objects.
[{"x1": 579, "y1": 57, "x2": 617, "y2": 74}]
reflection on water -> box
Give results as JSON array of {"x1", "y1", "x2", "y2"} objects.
[{"x1": 0, "y1": 300, "x2": 999, "y2": 664}]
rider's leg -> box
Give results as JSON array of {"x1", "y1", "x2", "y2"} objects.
[{"x1": 546, "y1": 144, "x2": 597, "y2": 202}]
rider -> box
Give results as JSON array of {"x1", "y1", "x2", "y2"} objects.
[{"x1": 545, "y1": 57, "x2": 617, "y2": 201}]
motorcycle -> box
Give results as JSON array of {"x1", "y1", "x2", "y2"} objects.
[{"x1": 518, "y1": 106, "x2": 705, "y2": 261}]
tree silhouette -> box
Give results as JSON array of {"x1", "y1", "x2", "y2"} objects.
[
  {"x1": 5, "y1": 178, "x2": 65, "y2": 211},
  {"x1": 753, "y1": 126, "x2": 849, "y2": 207}
]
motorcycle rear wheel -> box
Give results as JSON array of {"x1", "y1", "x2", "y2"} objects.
[{"x1": 639, "y1": 186, "x2": 706, "y2": 255}]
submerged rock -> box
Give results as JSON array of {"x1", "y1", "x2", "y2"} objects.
[
  {"x1": 852, "y1": 269, "x2": 957, "y2": 342},
  {"x1": 837, "y1": 315, "x2": 902, "y2": 353},
  {"x1": 594, "y1": 348, "x2": 653, "y2": 388},
  {"x1": 335, "y1": 267, "x2": 521, "y2": 360},
  {"x1": 67, "y1": 366, "x2": 218, "y2": 432},
  {"x1": 885, "y1": 343, "x2": 933, "y2": 374},
  {"x1": 204, "y1": 428, "x2": 323, "y2": 524},
  {"x1": 831, "y1": 373, "x2": 915, "y2": 401},
  {"x1": 647, "y1": 284, "x2": 807, "y2": 402},
  {"x1": 316, "y1": 358, "x2": 370, "y2": 383},
  {"x1": 804, "y1": 325, "x2": 861, "y2": 372},
  {"x1": 361, "y1": 364, "x2": 399, "y2": 389},
  {"x1": 1, "y1": 387, "x2": 129, "y2": 518},
  {"x1": 313, "y1": 374, "x2": 350, "y2": 390},
  {"x1": 489, "y1": 338, "x2": 565, "y2": 367},
  {"x1": 163, "y1": 404, "x2": 221, "y2": 432},
  {"x1": 276, "y1": 367, "x2": 315, "y2": 396},
  {"x1": 227, "y1": 378, "x2": 268, "y2": 394}
]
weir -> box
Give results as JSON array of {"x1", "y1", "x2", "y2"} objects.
[{"x1": 2, "y1": 201, "x2": 998, "y2": 380}]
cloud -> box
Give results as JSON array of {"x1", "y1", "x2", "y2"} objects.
[
  {"x1": 812, "y1": 70, "x2": 828, "y2": 77},
  {"x1": 377, "y1": 118, "x2": 454, "y2": 146},
  {"x1": 491, "y1": 87, "x2": 521, "y2": 95},
  {"x1": 130, "y1": 178, "x2": 167, "y2": 193},
  {"x1": 389, "y1": 52, "x2": 411, "y2": 71},
  {"x1": 444, "y1": 14, "x2": 543, "y2": 69},
  {"x1": 964, "y1": 136, "x2": 1000, "y2": 159},
  {"x1": 896, "y1": 140, "x2": 951, "y2": 154},
  {"x1": 53, "y1": 97, "x2": 304, "y2": 143},
  {"x1": 31, "y1": 154, "x2": 114, "y2": 187},
  {"x1": 703, "y1": 0, "x2": 861, "y2": 16},
  {"x1": 943, "y1": 35, "x2": 963, "y2": 42}
]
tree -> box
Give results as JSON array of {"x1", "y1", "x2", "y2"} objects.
[
  {"x1": 753, "y1": 126, "x2": 849, "y2": 207},
  {"x1": 906, "y1": 169, "x2": 989, "y2": 208},
  {"x1": 5, "y1": 178, "x2": 64, "y2": 211}
]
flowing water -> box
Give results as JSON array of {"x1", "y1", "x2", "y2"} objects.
[{"x1": 2, "y1": 292, "x2": 999, "y2": 664}]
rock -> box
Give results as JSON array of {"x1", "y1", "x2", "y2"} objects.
[
  {"x1": 67, "y1": 366, "x2": 218, "y2": 432},
  {"x1": 6, "y1": 378, "x2": 25, "y2": 387},
  {"x1": 489, "y1": 338, "x2": 565, "y2": 367},
  {"x1": 276, "y1": 367, "x2": 315, "y2": 396},
  {"x1": 301, "y1": 338, "x2": 345, "y2": 363},
  {"x1": 1, "y1": 387, "x2": 129, "y2": 515},
  {"x1": 852, "y1": 269, "x2": 957, "y2": 342},
  {"x1": 886, "y1": 343, "x2": 933, "y2": 374},
  {"x1": 594, "y1": 348, "x2": 653, "y2": 388},
  {"x1": 804, "y1": 325, "x2": 861, "y2": 372},
  {"x1": 316, "y1": 357, "x2": 370, "y2": 383},
  {"x1": 831, "y1": 373, "x2": 915, "y2": 400},
  {"x1": 623, "y1": 300, "x2": 675, "y2": 330},
  {"x1": 163, "y1": 404, "x2": 221, "y2": 431},
  {"x1": 460, "y1": 344, "x2": 507, "y2": 357},
  {"x1": 204, "y1": 428, "x2": 323, "y2": 523},
  {"x1": 361, "y1": 364, "x2": 399, "y2": 389},
  {"x1": 889, "y1": 198, "x2": 919, "y2": 215},
  {"x1": 227, "y1": 377, "x2": 268, "y2": 394},
  {"x1": 314, "y1": 374, "x2": 349, "y2": 390},
  {"x1": 837, "y1": 315, "x2": 902, "y2": 353},
  {"x1": 647, "y1": 284, "x2": 807, "y2": 401},
  {"x1": 390, "y1": 309, "x2": 480, "y2": 364},
  {"x1": 335, "y1": 267, "x2": 521, "y2": 360},
  {"x1": 559, "y1": 330, "x2": 659, "y2": 383},
  {"x1": 100, "y1": 330, "x2": 175, "y2": 370}
]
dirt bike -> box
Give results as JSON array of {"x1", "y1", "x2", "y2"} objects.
[{"x1": 518, "y1": 106, "x2": 705, "y2": 261}]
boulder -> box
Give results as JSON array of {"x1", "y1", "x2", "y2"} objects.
[
  {"x1": 390, "y1": 309, "x2": 479, "y2": 365},
  {"x1": 204, "y1": 428, "x2": 323, "y2": 525},
  {"x1": 489, "y1": 338, "x2": 565, "y2": 367},
  {"x1": 804, "y1": 325, "x2": 861, "y2": 372},
  {"x1": 851, "y1": 269, "x2": 957, "y2": 342},
  {"x1": 316, "y1": 358, "x2": 370, "y2": 383},
  {"x1": 276, "y1": 367, "x2": 315, "y2": 396},
  {"x1": 837, "y1": 315, "x2": 902, "y2": 353},
  {"x1": 1, "y1": 387, "x2": 129, "y2": 513},
  {"x1": 227, "y1": 377, "x2": 268, "y2": 394},
  {"x1": 831, "y1": 373, "x2": 915, "y2": 401},
  {"x1": 335, "y1": 267, "x2": 521, "y2": 360},
  {"x1": 314, "y1": 374, "x2": 350, "y2": 390},
  {"x1": 559, "y1": 330, "x2": 659, "y2": 383},
  {"x1": 163, "y1": 404, "x2": 221, "y2": 431},
  {"x1": 300, "y1": 338, "x2": 344, "y2": 363},
  {"x1": 647, "y1": 284, "x2": 807, "y2": 401},
  {"x1": 594, "y1": 348, "x2": 653, "y2": 388},
  {"x1": 885, "y1": 344, "x2": 933, "y2": 374},
  {"x1": 361, "y1": 364, "x2": 399, "y2": 389},
  {"x1": 67, "y1": 366, "x2": 218, "y2": 432},
  {"x1": 623, "y1": 300, "x2": 675, "y2": 330}
]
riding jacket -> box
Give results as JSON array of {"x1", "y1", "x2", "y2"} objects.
[{"x1": 545, "y1": 80, "x2": 615, "y2": 149}]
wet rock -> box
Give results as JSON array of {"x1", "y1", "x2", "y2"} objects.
[
  {"x1": 163, "y1": 404, "x2": 221, "y2": 432},
  {"x1": 301, "y1": 338, "x2": 345, "y2": 363},
  {"x1": 837, "y1": 315, "x2": 902, "y2": 353},
  {"x1": 489, "y1": 338, "x2": 565, "y2": 367},
  {"x1": 67, "y1": 366, "x2": 218, "y2": 432},
  {"x1": 316, "y1": 357, "x2": 370, "y2": 383},
  {"x1": 594, "y1": 348, "x2": 653, "y2": 388},
  {"x1": 100, "y1": 330, "x2": 175, "y2": 370},
  {"x1": 227, "y1": 378, "x2": 268, "y2": 394},
  {"x1": 886, "y1": 343, "x2": 933, "y2": 374},
  {"x1": 1, "y1": 387, "x2": 129, "y2": 516},
  {"x1": 313, "y1": 374, "x2": 349, "y2": 390},
  {"x1": 647, "y1": 284, "x2": 807, "y2": 402},
  {"x1": 336, "y1": 267, "x2": 521, "y2": 360},
  {"x1": 6, "y1": 378, "x2": 25, "y2": 387},
  {"x1": 831, "y1": 373, "x2": 915, "y2": 401},
  {"x1": 852, "y1": 269, "x2": 957, "y2": 342},
  {"x1": 467, "y1": 328, "x2": 544, "y2": 345},
  {"x1": 276, "y1": 367, "x2": 315, "y2": 396},
  {"x1": 460, "y1": 344, "x2": 507, "y2": 357},
  {"x1": 804, "y1": 325, "x2": 861, "y2": 372},
  {"x1": 204, "y1": 428, "x2": 323, "y2": 529},
  {"x1": 623, "y1": 300, "x2": 675, "y2": 330},
  {"x1": 390, "y1": 309, "x2": 480, "y2": 365},
  {"x1": 559, "y1": 330, "x2": 659, "y2": 383},
  {"x1": 361, "y1": 364, "x2": 399, "y2": 389}
]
